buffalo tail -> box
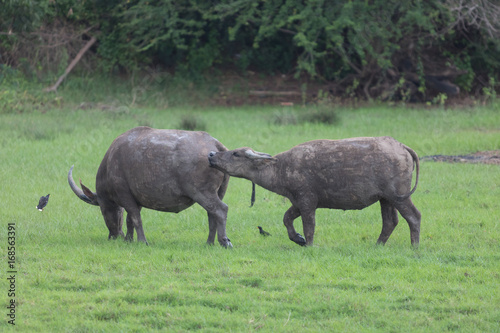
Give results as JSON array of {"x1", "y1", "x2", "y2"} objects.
[
  {"x1": 68, "y1": 165, "x2": 99, "y2": 206},
  {"x1": 397, "y1": 145, "x2": 420, "y2": 201}
]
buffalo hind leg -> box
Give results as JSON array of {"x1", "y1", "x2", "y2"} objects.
[
  {"x1": 300, "y1": 208, "x2": 316, "y2": 246},
  {"x1": 124, "y1": 207, "x2": 141, "y2": 242},
  {"x1": 124, "y1": 205, "x2": 148, "y2": 245},
  {"x1": 394, "y1": 198, "x2": 421, "y2": 247},
  {"x1": 99, "y1": 202, "x2": 124, "y2": 240},
  {"x1": 283, "y1": 206, "x2": 306, "y2": 246},
  {"x1": 377, "y1": 199, "x2": 399, "y2": 245},
  {"x1": 117, "y1": 189, "x2": 148, "y2": 244}
]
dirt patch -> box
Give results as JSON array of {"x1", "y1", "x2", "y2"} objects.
[{"x1": 420, "y1": 151, "x2": 500, "y2": 165}]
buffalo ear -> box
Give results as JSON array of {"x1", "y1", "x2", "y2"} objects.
[
  {"x1": 80, "y1": 179, "x2": 96, "y2": 200},
  {"x1": 260, "y1": 158, "x2": 278, "y2": 166},
  {"x1": 245, "y1": 149, "x2": 276, "y2": 161}
]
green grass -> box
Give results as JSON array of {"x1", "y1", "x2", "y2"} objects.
[{"x1": 1, "y1": 103, "x2": 499, "y2": 332}]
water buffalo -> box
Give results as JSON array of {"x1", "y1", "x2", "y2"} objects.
[
  {"x1": 68, "y1": 126, "x2": 232, "y2": 247},
  {"x1": 208, "y1": 136, "x2": 420, "y2": 247}
]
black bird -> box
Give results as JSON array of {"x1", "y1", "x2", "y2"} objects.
[
  {"x1": 257, "y1": 226, "x2": 271, "y2": 236},
  {"x1": 36, "y1": 194, "x2": 50, "y2": 211}
]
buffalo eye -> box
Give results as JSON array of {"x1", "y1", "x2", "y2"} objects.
[{"x1": 232, "y1": 152, "x2": 240, "y2": 157}]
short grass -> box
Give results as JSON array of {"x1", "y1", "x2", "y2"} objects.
[{"x1": 1, "y1": 103, "x2": 499, "y2": 332}]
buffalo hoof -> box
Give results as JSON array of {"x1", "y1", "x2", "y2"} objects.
[
  {"x1": 222, "y1": 238, "x2": 233, "y2": 249},
  {"x1": 109, "y1": 231, "x2": 125, "y2": 240},
  {"x1": 291, "y1": 233, "x2": 306, "y2": 246}
]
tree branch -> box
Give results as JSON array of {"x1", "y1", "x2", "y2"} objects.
[{"x1": 44, "y1": 36, "x2": 97, "y2": 92}]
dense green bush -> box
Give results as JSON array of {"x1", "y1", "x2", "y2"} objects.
[
  {"x1": 0, "y1": 65, "x2": 63, "y2": 113},
  {"x1": 1, "y1": 0, "x2": 499, "y2": 99}
]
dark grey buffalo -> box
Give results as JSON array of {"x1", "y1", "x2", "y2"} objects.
[
  {"x1": 208, "y1": 136, "x2": 420, "y2": 247},
  {"x1": 68, "y1": 126, "x2": 232, "y2": 247}
]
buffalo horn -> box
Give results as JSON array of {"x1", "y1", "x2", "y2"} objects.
[{"x1": 245, "y1": 149, "x2": 274, "y2": 160}]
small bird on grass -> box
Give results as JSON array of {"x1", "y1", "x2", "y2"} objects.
[
  {"x1": 36, "y1": 194, "x2": 50, "y2": 211},
  {"x1": 257, "y1": 226, "x2": 271, "y2": 236}
]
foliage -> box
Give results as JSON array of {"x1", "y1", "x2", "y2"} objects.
[
  {"x1": 272, "y1": 98, "x2": 339, "y2": 126},
  {"x1": 0, "y1": 65, "x2": 63, "y2": 113},
  {"x1": 299, "y1": 106, "x2": 339, "y2": 125},
  {"x1": 0, "y1": 0, "x2": 52, "y2": 33},
  {"x1": 215, "y1": 0, "x2": 500, "y2": 98},
  {"x1": 1, "y1": 0, "x2": 500, "y2": 98},
  {"x1": 482, "y1": 77, "x2": 498, "y2": 102}
]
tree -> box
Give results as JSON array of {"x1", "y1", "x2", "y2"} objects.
[{"x1": 1, "y1": 0, "x2": 499, "y2": 99}]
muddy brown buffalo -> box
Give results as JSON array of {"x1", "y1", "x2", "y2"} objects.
[
  {"x1": 209, "y1": 136, "x2": 420, "y2": 247},
  {"x1": 69, "y1": 126, "x2": 232, "y2": 247}
]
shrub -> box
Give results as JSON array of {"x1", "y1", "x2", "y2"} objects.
[
  {"x1": 2, "y1": 0, "x2": 500, "y2": 99},
  {"x1": 178, "y1": 114, "x2": 207, "y2": 131},
  {"x1": 299, "y1": 107, "x2": 339, "y2": 125},
  {"x1": 271, "y1": 109, "x2": 297, "y2": 126}
]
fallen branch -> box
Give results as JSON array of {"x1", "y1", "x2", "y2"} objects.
[
  {"x1": 249, "y1": 90, "x2": 301, "y2": 97},
  {"x1": 44, "y1": 36, "x2": 97, "y2": 92}
]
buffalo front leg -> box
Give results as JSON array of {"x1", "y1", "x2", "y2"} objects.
[
  {"x1": 207, "y1": 206, "x2": 231, "y2": 248},
  {"x1": 283, "y1": 206, "x2": 306, "y2": 246},
  {"x1": 206, "y1": 213, "x2": 217, "y2": 246},
  {"x1": 197, "y1": 194, "x2": 231, "y2": 248},
  {"x1": 377, "y1": 199, "x2": 399, "y2": 245},
  {"x1": 99, "y1": 203, "x2": 124, "y2": 240},
  {"x1": 394, "y1": 198, "x2": 421, "y2": 247}
]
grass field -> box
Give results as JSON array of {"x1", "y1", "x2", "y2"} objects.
[{"x1": 1, "y1": 103, "x2": 499, "y2": 332}]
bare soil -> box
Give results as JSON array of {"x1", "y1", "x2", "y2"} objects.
[{"x1": 420, "y1": 151, "x2": 500, "y2": 165}]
